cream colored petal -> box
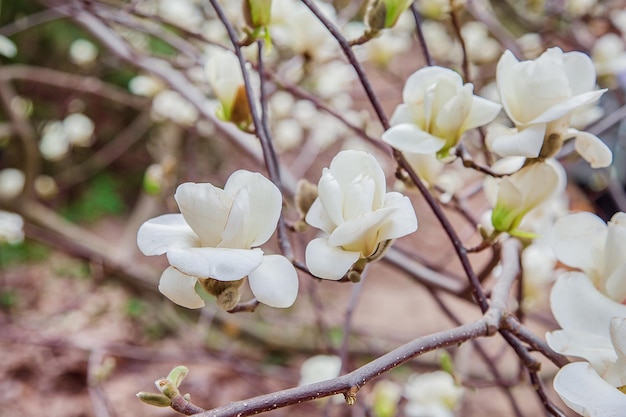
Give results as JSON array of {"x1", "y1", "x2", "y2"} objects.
[
  {"x1": 490, "y1": 124, "x2": 546, "y2": 158},
  {"x1": 553, "y1": 362, "x2": 626, "y2": 417},
  {"x1": 305, "y1": 198, "x2": 336, "y2": 234},
  {"x1": 223, "y1": 170, "x2": 283, "y2": 247},
  {"x1": 550, "y1": 272, "x2": 626, "y2": 337},
  {"x1": 248, "y1": 254, "x2": 299, "y2": 308},
  {"x1": 343, "y1": 174, "x2": 376, "y2": 220},
  {"x1": 329, "y1": 150, "x2": 386, "y2": 209},
  {"x1": 167, "y1": 246, "x2": 264, "y2": 281},
  {"x1": 382, "y1": 124, "x2": 446, "y2": 154},
  {"x1": 158, "y1": 266, "x2": 205, "y2": 309},
  {"x1": 305, "y1": 237, "x2": 360, "y2": 280},
  {"x1": 572, "y1": 130, "x2": 613, "y2": 168},
  {"x1": 378, "y1": 192, "x2": 418, "y2": 241},
  {"x1": 316, "y1": 168, "x2": 344, "y2": 226},
  {"x1": 174, "y1": 182, "x2": 232, "y2": 247},
  {"x1": 402, "y1": 66, "x2": 462, "y2": 104},
  {"x1": 551, "y1": 211, "x2": 607, "y2": 275},
  {"x1": 137, "y1": 214, "x2": 200, "y2": 256}
]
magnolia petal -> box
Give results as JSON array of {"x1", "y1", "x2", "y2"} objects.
[
  {"x1": 553, "y1": 362, "x2": 626, "y2": 417},
  {"x1": 563, "y1": 51, "x2": 599, "y2": 96},
  {"x1": 546, "y1": 329, "x2": 617, "y2": 372},
  {"x1": 550, "y1": 272, "x2": 626, "y2": 337},
  {"x1": 305, "y1": 237, "x2": 360, "y2": 280},
  {"x1": 174, "y1": 182, "x2": 232, "y2": 247},
  {"x1": 605, "y1": 318, "x2": 626, "y2": 387},
  {"x1": 137, "y1": 214, "x2": 200, "y2": 256},
  {"x1": 248, "y1": 254, "x2": 299, "y2": 308},
  {"x1": 328, "y1": 207, "x2": 396, "y2": 249},
  {"x1": 496, "y1": 50, "x2": 522, "y2": 124},
  {"x1": 224, "y1": 170, "x2": 282, "y2": 247},
  {"x1": 343, "y1": 175, "x2": 376, "y2": 220},
  {"x1": 378, "y1": 192, "x2": 418, "y2": 241},
  {"x1": 462, "y1": 95, "x2": 502, "y2": 131},
  {"x1": 158, "y1": 266, "x2": 205, "y2": 309},
  {"x1": 551, "y1": 211, "x2": 607, "y2": 275},
  {"x1": 402, "y1": 66, "x2": 462, "y2": 104},
  {"x1": 305, "y1": 198, "x2": 336, "y2": 235},
  {"x1": 433, "y1": 82, "x2": 472, "y2": 142},
  {"x1": 530, "y1": 90, "x2": 606, "y2": 125},
  {"x1": 382, "y1": 124, "x2": 446, "y2": 154},
  {"x1": 390, "y1": 103, "x2": 424, "y2": 127},
  {"x1": 490, "y1": 124, "x2": 546, "y2": 157},
  {"x1": 572, "y1": 130, "x2": 613, "y2": 168},
  {"x1": 167, "y1": 246, "x2": 264, "y2": 281},
  {"x1": 219, "y1": 186, "x2": 248, "y2": 249},
  {"x1": 328, "y1": 150, "x2": 386, "y2": 209},
  {"x1": 317, "y1": 168, "x2": 344, "y2": 226},
  {"x1": 605, "y1": 262, "x2": 626, "y2": 303}
]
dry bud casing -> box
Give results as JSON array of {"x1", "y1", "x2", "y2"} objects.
[{"x1": 200, "y1": 277, "x2": 245, "y2": 311}]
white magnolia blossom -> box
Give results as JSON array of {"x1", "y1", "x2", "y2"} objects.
[
  {"x1": 137, "y1": 170, "x2": 298, "y2": 309},
  {"x1": 305, "y1": 150, "x2": 417, "y2": 280},
  {"x1": 382, "y1": 66, "x2": 501, "y2": 158},
  {"x1": 461, "y1": 21, "x2": 501, "y2": 64},
  {"x1": 491, "y1": 47, "x2": 612, "y2": 168},
  {"x1": 546, "y1": 272, "x2": 626, "y2": 416},
  {"x1": 0, "y1": 210, "x2": 24, "y2": 244},
  {"x1": 551, "y1": 211, "x2": 626, "y2": 303},
  {"x1": 404, "y1": 371, "x2": 464, "y2": 417}
]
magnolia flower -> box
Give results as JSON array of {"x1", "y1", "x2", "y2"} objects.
[
  {"x1": 63, "y1": 113, "x2": 95, "y2": 147},
  {"x1": 404, "y1": 371, "x2": 464, "y2": 417},
  {"x1": 551, "y1": 211, "x2": 626, "y2": 303},
  {"x1": 305, "y1": 150, "x2": 417, "y2": 280},
  {"x1": 488, "y1": 161, "x2": 562, "y2": 237},
  {"x1": 491, "y1": 48, "x2": 611, "y2": 168},
  {"x1": 546, "y1": 272, "x2": 626, "y2": 416},
  {"x1": 382, "y1": 66, "x2": 501, "y2": 159},
  {"x1": 137, "y1": 170, "x2": 298, "y2": 309},
  {"x1": 205, "y1": 48, "x2": 251, "y2": 126}
]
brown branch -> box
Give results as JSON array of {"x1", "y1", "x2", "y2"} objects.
[{"x1": 192, "y1": 320, "x2": 490, "y2": 417}]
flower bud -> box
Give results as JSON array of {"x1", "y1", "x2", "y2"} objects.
[
  {"x1": 199, "y1": 278, "x2": 244, "y2": 311},
  {"x1": 366, "y1": 0, "x2": 412, "y2": 30},
  {"x1": 167, "y1": 366, "x2": 189, "y2": 388},
  {"x1": 136, "y1": 391, "x2": 171, "y2": 407},
  {"x1": 243, "y1": 0, "x2": 273, "y2": 29}
]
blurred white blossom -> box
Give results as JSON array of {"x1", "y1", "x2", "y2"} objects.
[
  {"x1": 0, "y1": 34, "x2": 17, "y2": 58},
  {"x1": 69, "y1": 39, "x2": 98, "y2": 66},
  {"x1": 151, "y1": 90, "x2": 198, "y2": 126},
  {"x1": 129, "y1": 75, "x2": 165, "y2": 97},
  {"x1": 0, "y1": 168, "x2": 25, "y2": 200},
  {"x1": 0, "y1": 210, "x2": 24, "y2": 244},
  {"x1": 592, "y1": 33, "x2": 626, "y2": 77},
  {"x1": 404, "y1": 371, "x2": 464, "y2": 417}
]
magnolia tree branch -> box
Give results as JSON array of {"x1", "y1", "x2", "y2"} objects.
[{"x1": 191, "y1": 320, "x2": 491, "y2": 417}]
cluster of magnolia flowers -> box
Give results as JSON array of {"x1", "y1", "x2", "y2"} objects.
[{"x1": 136, "y1": 149, "x2": 418, "y2": 310}]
